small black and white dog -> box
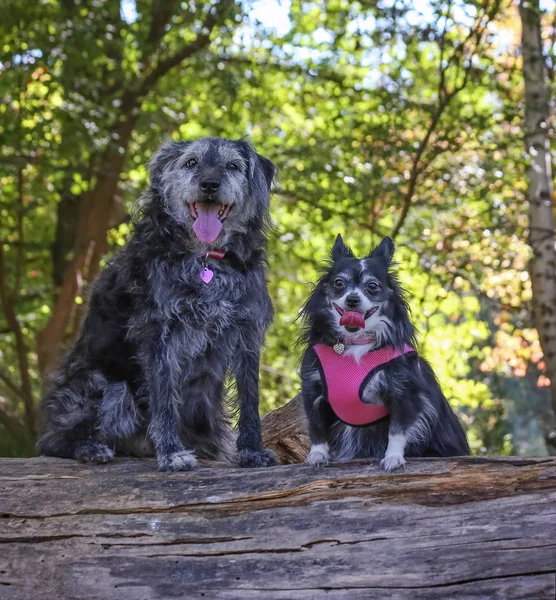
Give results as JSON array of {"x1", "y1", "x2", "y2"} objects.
[
  {"x1": 38, "y1": 137, "x2": 277, "y2": 471},
  {"x1": 300, "y1": 235, "x2": 470, "y2": 472}
]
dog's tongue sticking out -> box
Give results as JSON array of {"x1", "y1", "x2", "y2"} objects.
[
  {"x1": 339, "y1": 311, "x2": 366, "y2": 329},
  {"x1": 192, "y1": 204, "x2": 223, "y2": 243}
]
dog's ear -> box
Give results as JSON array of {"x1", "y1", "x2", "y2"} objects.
[
  {"x1": 369, "y1": 236, "x2": 395, "y2": 264},
  {"x1": 149, "y1": 139, "x2": 188, "y2": 189},
  {"x1": 254, "y1": 153, "x2": 276, "y2": 191},
  {"x1": 249, "y1": 150, "x2": 276, "y2": 207},
  {"x1": 237, "y1": 140, "x2": 276, "y2": 206},
  {"x1": 331, "y1": 234, "x2": 354, "y2": 261}
]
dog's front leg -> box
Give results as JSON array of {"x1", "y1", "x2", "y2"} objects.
[
  {"x1": 379, "y1": 381, "x2": 420, "y2": 473},
  {"x1": 380, "y1": 427, "x2": 407, "y2": 473},
  {"x1": 232, "y1": 340, "x2": 276, "y2": 468},
  {"x1": 143, "y1": 343, "x2": 198, "y2": 472},
  {"x1": 301, "y1": 353, "x2": 332, "y2": 466}
]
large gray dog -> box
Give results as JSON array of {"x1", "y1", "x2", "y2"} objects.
[{"x1": 37, "y1": 137, "x2": 277, "y2": 471}]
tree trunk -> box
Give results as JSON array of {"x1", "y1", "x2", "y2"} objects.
[
  {"x1": 520, "y1": 0, "x2": 556, "y2": 451},
  {"x1": 36, "y1": 106, "x2": 139, "y2": 376},
  {"x1": 0, "y1": 455, "x2": 554, "y2": 598}
]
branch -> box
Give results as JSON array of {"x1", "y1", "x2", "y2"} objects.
[
  {"x1": 0, "y1": 244, "x2": 36, "y2": 436},
  {"x1": 0, "y1": 403, "x2": 28, "y2": 442},
  {"x1": 437, "y1": 0, "x2": 452, "y2": 97},
  {"x1": 137, "y1": 0, "x2": 235, "y2": 96},
  {"x1": 14, "y1": 79, "x2": 25, "y2": 296},
  {"x1": 390, "y1": 100, "x2": 448, "y2": 240},
  {"x1": 215, "y1": 55, "x2": 348, "y2": 85},
  {"x1": 15, "y1": 165, "x2": 24, "y2": 295},
  {"x1": 146, "y1": 0, "x2": 181, "y2": 51},
  {"x1": 0, "y1": 155, "x2": 121, "y2": 179},
  {"x1": 390, "y1": 0, "x2": 499, "y2": 239},
  {"x1": 0, "y1": 367, "x2": 25, "y2": 401},
  {"x1": 261, "y1": 364, "x2": 296, "y2": 380}
]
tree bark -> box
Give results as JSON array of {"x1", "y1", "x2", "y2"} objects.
[
  {"x1": 520, "y1": 0, "x2": 556, "y2": 451},
  {"x1": 36, "y1": 104, "x2": 139, "y2": 375},
  {"x1": 0, "y1": 456, "x2": 554, "y2": 598},
  {"x1": 261, "y1": 395, "x2": 310, "y2": 463},
  {"x1": 0, "y1": 245, "x2": 36, "y2": 437}
]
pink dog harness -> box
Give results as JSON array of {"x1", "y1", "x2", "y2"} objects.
[{"x1": 313, "y1": 343, "x2": 416, "y2": 426}]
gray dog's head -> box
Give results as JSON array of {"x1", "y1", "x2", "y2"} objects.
[{"x1": 148, "y1": 137, "x2": 276, "y2": 247}]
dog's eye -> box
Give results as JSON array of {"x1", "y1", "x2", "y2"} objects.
[
  {"x1": 367, "y1": 281, "x2": 379, "y2": 291},
  {"x1": 185, "y1": 158, "x2": 198, "y2": 169},
  {"x1": 333, "y1": 278, "x2": 345, "y2": 290},
  {"x1": 227, "y1": 162, "x2": 240, "y2": 171}
]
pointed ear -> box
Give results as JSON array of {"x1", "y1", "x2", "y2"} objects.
[
  {"x1": 331, "y1": 234, "x2": 354, "y2": 261},
  {"x1": 370, "y1": 236, "x2": 395, "y2": 264}
]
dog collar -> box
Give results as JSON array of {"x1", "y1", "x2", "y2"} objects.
[
  {"x1": 199, "y1": 249, "x2": 227, "y2": 284},
  {"x1": 333, "y1": 333, "x2": 376, "y2": 355},
  {"x1": 205, "y1": 249, "x2": 226, "y2": 260}
]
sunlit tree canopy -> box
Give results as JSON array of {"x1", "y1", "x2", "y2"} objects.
[{"x1": 1, "y1": 0, "x2": 556, "y2": 456}]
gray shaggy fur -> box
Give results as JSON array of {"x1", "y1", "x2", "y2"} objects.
[{"x1": 37, "y1": 137, "x2": 277, "y2": 470}]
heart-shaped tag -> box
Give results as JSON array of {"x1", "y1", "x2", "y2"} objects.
[{"x1": 200, "y1": 267, "x2": 214, "y2": 284}]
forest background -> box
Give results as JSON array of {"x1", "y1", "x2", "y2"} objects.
[{"x1": 2, "y1": 0, "x2": 556, "y2": 457}]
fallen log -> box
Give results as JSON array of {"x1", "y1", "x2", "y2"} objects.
[
  {"x1": 261, "y1": 394, "x2": 309, "y2": 463},
  {"x1": 0, "y1": 455, "x2": 555, "y2": 599}
]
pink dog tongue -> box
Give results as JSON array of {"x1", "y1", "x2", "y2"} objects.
[
  {"x1": 192, "y1": 205, "x2": 223, "y2": 243},
  {"x1": 340, "y1": 311, "x2": 366, "y2": 329}
]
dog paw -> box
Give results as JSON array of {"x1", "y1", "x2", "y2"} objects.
[
  {"x1": 159, "y1": 450, "x2": 198, "y2": 472},
  {"x1": 306, "y1": 444, "x2": 329, "y2": 467},
  {"x1": 75, "y1": 441, "x2": 115, "y2": 465},
  {"x1": 380, "y1": 453, "x2": 406, "y2": 473},
  {"x1": 238, "y1": 448, "x2": 277, "y2": 468}
]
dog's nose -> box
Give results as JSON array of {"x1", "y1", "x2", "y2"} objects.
[
  {"x1": 200, "y1": 178, "x2": 221, "y2": 194},
  {"x1": 345, "y1": 294, "x2": 360, "y2": 309}
]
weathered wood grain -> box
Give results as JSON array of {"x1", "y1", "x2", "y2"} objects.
[
  {"x1": 261, "y1": 394, "x2": 309, "y2": 464},
  {"x1": 0, "y1": 456, "x2": 555, "y2": 599}
]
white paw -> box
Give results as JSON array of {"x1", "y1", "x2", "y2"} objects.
[
  {"x1": 380, "y1": 453, "x2": 406, "y2": 473},
  {"x1": 168, "y1": 450, "x2": 198, "y2": 472},
  {"x1": 306, "y1": 444, "x2": 329, "y2": 467}
]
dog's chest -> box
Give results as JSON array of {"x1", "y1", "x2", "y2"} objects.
[
  {"x1": 149, "y1": 259, "x2": 251, "y2": 325},
  {"x1": 313, "y1": 344, "x2": 400, "y2": 426}
]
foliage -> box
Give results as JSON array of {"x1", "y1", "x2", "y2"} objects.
[{"x1": 0, "y1": 0, "x2": 553, "y2": 456}]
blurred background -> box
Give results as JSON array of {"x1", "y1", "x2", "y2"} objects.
[{"x1": 1, "y1": 0, "x2": 556, "y2": 457}]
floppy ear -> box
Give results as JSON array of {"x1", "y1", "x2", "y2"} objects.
[
  {"x1": 369, "y1": 236, "x2": 395, "y2": 264},
  {"x1": 331, "y1": 234, "x2": 355, "y2": 261},
  {"x1": 250, "y1": 151, "x2": 276, "y2": 211},
  {"x1": 149, "y1": 139, "x2": 188, "y2": 189},
  {"x1": 238, "y1": 141, "x2": 276, "y2": 208},
  {"x1": 255, "y1": 153, "x2": 276, "y2": 191}
]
